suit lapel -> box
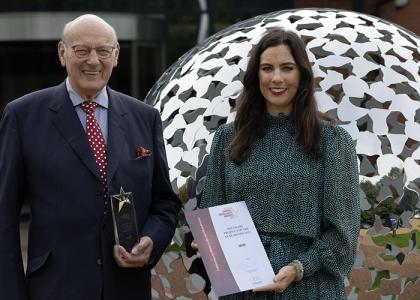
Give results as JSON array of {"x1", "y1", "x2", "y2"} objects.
[
  {"x1": 106, "y1": 88, "x2": 127, "y2": 184},
  {"x1": 49, "y1": 83, "x2": 101, "y2": 181}
]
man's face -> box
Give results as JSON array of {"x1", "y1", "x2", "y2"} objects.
[{"x1": 58, "y1": 19, "x2": 119, "y2": 100}]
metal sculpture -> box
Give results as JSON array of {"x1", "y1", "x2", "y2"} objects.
[{"x1": 146, "y1": 8, "x2": 420, "y2": 299}]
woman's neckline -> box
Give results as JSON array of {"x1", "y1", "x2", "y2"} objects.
[{"x1": 266, "y1": 111, "x2": 291, "y2": 121}]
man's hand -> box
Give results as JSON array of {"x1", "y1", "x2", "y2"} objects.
[
  {"x1": 113, "y1": 236, "x2": 154, "y2": 268},
  {"x1": 252, "y1": 265, "x2": 297, "y2": 293}
]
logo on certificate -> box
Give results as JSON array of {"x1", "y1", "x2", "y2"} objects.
[{"x1": 219, "y1": 207, "x2": 239, "y2": 219}]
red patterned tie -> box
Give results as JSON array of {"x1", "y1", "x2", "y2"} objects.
[{"x1": 81, "y1": 102, "x2": 108, "y2": 198}]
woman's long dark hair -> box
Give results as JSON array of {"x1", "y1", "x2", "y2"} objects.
[{"x1": 229, "y1": 28, "x2": 333, "y2": 164}]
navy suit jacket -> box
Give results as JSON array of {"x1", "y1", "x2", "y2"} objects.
[{"x1": 0, "y1": 82, "x2": 180, "y2": 300}]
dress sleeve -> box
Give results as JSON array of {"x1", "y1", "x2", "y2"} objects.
[
  {"x1": 199, "y1": 125, "x2": 229, "y2": 209},
  {"x1": 297, "y1": 126, "x2": 360, "y2": 277}
]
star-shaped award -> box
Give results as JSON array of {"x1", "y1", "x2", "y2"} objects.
[
  {"x1": 110, "y1": 187, "x2": 139, "y2": 251},
  {"x1": 111, "y1": 187, "x2": 132, "y2": 212}
]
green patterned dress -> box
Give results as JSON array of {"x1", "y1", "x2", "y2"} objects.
[{"x1": 199, "y1": 114, "x2": 360, "y2": 299}]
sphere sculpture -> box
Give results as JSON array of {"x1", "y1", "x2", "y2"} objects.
[{"x1": 146, "y1": 8, "x2": 420, "y2": 298}]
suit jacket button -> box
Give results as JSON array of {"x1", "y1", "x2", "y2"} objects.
[{"x1": 96, "y1": 259, "x2": 102, "y2": 266}]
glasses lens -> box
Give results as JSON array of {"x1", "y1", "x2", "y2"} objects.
[
  {"x1": 73, "y1": 46, "x2": 90, "y2": 58},
  {"x1": 96, "y1": 47, "x2": 114, "y2": 59}
]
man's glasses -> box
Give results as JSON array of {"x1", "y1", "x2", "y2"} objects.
[{"x1": 67, "y1": 44, "x2": 116, "y2": 59}]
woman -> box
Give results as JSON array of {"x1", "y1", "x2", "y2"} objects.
[{"x1": 196, "y1": 27, "x2": 360, "y2": 299}]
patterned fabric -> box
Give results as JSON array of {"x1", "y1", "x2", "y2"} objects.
[
  {"x1": 81, "y1": 101, "x2": 108, "y2": 198},
  {"x1": 200, "y1": 114, "x2": 360, "y2": 300}
]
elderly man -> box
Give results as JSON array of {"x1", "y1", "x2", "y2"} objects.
[{"x1": 0, "y1": 14, "x2": 180, "y2": 300}]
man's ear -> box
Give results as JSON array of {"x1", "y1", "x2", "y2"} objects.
[
  {"x1": 113, "y1": 43, "x2": 120, "y2": 67},
  {"x1": 58, "y1": 41, "x2": 66, "y2": 67}
]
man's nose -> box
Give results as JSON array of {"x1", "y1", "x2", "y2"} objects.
[{"x1": 86, "y1": 50, "x2": 101, "y2": 64}]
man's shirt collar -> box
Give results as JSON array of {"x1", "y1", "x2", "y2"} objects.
[{"x1": 65, "y1": 78, "x2": 109, "y2": 109}]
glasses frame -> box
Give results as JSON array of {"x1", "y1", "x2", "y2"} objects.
[{"x1": 64, "y1": 43, "x2": 117, "y2": 60}]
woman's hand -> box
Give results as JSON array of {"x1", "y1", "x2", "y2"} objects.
[
  {"x1": 191, "y1": 240, "x2": 201, "y2": 258},
  {"x1": 253, "y1": 265, "x2": 297, "y2": 293},
  {"x1": 191, "y1": 240, "x2": 198, "y2": 250}
]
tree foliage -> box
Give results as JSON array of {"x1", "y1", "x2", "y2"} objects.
[{"x1": 360, "y1": 167, "x2": 419, "y2": 226}]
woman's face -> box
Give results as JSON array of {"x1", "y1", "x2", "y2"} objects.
[{"x1": 258, "y1": 44, "x2": 301, "y2": 116}]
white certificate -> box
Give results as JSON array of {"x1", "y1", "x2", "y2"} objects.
[{"x1": 185, "y1": 201, "x2": 275, "y2": 297}]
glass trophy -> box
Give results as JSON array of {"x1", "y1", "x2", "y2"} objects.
[{"x1": 110, "y1": 187, "x2": 139, "y2": 252}]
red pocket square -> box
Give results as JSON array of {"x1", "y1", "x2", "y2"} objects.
[{"x1": 135, "y1": 146, "x2": 152, "y2": 160}]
